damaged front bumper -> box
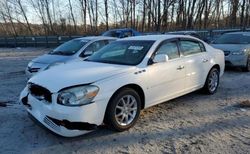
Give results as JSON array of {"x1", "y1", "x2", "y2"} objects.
[{"x1": 19, "y1": 87, "x2": 104, "y2": 137}]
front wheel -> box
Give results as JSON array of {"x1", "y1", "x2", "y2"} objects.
[
  {"x1": 203, "y1": 68, "x2": 220, "y2": 94},
  {"x1": 104, "y1": 88, "x2": 141, "y2": 131}
]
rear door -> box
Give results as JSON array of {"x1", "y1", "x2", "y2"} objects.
[{"x1": 179, "y1": 39, "x2": 211, "y2": 91}]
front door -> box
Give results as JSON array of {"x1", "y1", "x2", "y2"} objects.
[{"x1": 145, "y1": 40, "x2": 186, "y2": 107}]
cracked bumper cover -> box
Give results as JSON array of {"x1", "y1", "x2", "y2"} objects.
[{"x1": 19, "y1": 87, "x2": 105, "y2": 137}]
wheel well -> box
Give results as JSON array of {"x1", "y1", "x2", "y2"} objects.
[
  {"x1": 212, "y1": 64, "x2": 220, "y2": 73},
  {"x1": 108, "y1": 84, "x2": 145, "y2": 110},
  {"x1": 203, "y1": 64, "x2": 221, "y2": 86}
]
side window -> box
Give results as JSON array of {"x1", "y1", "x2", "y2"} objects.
[
  {"x1": 123, "y1": 31, "x2": 132, "y2": 37},
  {"x1": 155, "y1": 41, "x2": 179, "y2": 60},
  {"x1": 80, "y1": 40, "x2": 107, "y2": 57},
  {"x1": 180, "y1": 40, "x2": 203, "y2": 56},
  {"x1": 108, "y1": 39, "x2": 116, "y2": 43},
  {"x1": 88, "y1": 40, "x2": 107, "y2": 52}
]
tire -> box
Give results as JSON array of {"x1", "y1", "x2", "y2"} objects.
[
  {"x1": 104, "y1": 88, "x2": 141, "y2": 131},
  {"x1": 202, "y1": 68, "x2": 220, "y2": 94},
  {"x1": 242, "y1": 55, "x2": 250, "y2": 72}
]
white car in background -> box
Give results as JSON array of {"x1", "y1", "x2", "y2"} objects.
[{"x1": 20, "y1": 35, "x2": 224, "y2": 137}]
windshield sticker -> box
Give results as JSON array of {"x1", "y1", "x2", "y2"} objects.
[
  {"x1": 128, "y1": 46, "x2": 144, "y2": 50},
  {"x1": 81, "y1": 40, "x2": 89, "y2": 43}
]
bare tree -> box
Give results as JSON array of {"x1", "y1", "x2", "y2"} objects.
[
  {"x1": 230, "y1": 0, "x2": 240, "y2": 27},
  {"x1": 44, "y1": 0, "x2": 55, "y2": 34},
  {"x1": 68, "y1": 0, "x2": 77, "y2": 33},
  {"x1": 79, "y1": 0, "x2": 87, "y2": 32},
  {"x1": 104, "y1": 0, "x2": 109, "y2": 30},
  {"x1": 30, "y1": 0, "x2": 49, "y2": 35},
  {"x1": 2, "y1": 0, "x2": 18, "y2": 36},
  {"x1": 15, "y1": 0, "x2": 33, "y2": 35}
]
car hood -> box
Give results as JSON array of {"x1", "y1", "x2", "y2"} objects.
[
  {"x1": 29, "y1": 61, "x2": 134, "y2": 93},
  {"x1": 32, "y1": 54, "x2": 72, "y2": 64},
  {"x1": 211, "y1": 44, "x2": 247, "y2": 52}
]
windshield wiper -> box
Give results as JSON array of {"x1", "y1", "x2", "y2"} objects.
[{"x1": 84, "y1": 58, "x2": 91, "y2": 61}]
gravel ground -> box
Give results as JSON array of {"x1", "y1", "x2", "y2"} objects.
[{"x1": 0, "y1": 48, "x2": 249, "y2": 154}]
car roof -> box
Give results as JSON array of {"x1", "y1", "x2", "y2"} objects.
[
  {"x1": 168, "y1": 31, "x2": 197, "y2": 34},
  {"x1": 74, "y1": 36, "x2": 117, "y2": 41},
  {"x1": 223, "y1": 31, "x2": 250, "y2": 35},
  {"x1": 119, "y1": 34, "x2": 196, "y2": 41}
]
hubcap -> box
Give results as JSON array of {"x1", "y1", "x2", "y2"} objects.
[
  {"x1": 115, "y1": 95, "x2": 138, "y2": 126},
  {"x1": 208, "y1": 71, "x2": 218, "y2": 92}
]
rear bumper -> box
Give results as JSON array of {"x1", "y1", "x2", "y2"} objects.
[{"x1": 19, "y1": 87, "x2": 106, "y2": 137}]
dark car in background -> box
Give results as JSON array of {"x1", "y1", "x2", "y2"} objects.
[
  {"x1": 102, "y1": 28, "x2": 141, "y2": 38},
  {"x1": 211, "y1": 32, "x2": 250, "y2": 71}
]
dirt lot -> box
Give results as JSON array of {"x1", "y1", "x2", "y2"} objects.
[{"x1": 0, "y1": 48, "x2": 249, "y2": 154}]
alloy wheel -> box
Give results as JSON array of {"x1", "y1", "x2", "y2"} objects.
[
  {"x1": 208, "y1": 71, "x2": 219, "y2": 92},
  {"x1": 115, "y1": 95, "x2": 138, "y2": 126}
]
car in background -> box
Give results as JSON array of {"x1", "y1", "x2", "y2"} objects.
[
  {"x1": 102, "y1": 28, "x2": 141, "y2": 38},
  {"x1": 26, "y1": 36, "x2": 116, "y2": 78},
  {"x1": 211, "y1": 32, "x2": 250, "y2": 71},
  {"x1": 143, "y1": 32, "x2": 162, "y2": 35},
  {"x1": 205, "y1": 35, "x2": 221, "y2": 44},
  {"x1": 20, "y1": 35, "x2": 224, "y2": 137},
  {"x1": 166, "y1": 31, "x2": 203, "y2": 40}
]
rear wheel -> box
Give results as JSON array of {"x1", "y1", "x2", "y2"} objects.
[
  {"x1": 104, "y1": 88, "x2": 141, "y2": 131},
  {"x1": 242, "y1": 55, "x2": 250, "y2": 72},
  {"x1": 203, "y1": 68, "x2": 220, "y2": 94}
]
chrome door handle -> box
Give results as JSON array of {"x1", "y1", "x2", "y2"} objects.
[
  {"x1": 202, "y1": 59, "x2": 208, "y2": 63},
  {"x1": 177, "y1": 65, "x2": 185, "y2": 70}
]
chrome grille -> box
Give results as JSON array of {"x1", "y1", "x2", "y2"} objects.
[{"x1": 43, "y1": 116, "x2": 60, "y2": 131}]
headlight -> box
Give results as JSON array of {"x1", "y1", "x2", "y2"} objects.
[
  {"x1": 27, "y1": 61, "x2": 34, "y2": 67},
  {"x1": 57, "y1": 85, "x2": 99, "y2": 106},
  {"x1": 232, "y1": 49, "x2": 247, "y2": 55},
  {"x1": 44, "y1": 62, "x2": 64, "y2": 70}
]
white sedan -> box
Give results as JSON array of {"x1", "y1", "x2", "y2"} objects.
[{"x1": 20, "y1": 35, "x2": 225, "y2": 137}]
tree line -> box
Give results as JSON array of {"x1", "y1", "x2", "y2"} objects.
[{"x1": 0, "y1": 0, "x2": 249, "y2": 36}]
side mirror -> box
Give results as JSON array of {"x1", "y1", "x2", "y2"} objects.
[
  {"x1": 153, "y1": 54, "x2": 169, "y2": 63},
  {"x1": 84, "y1": 50, "x2": 94, "y2": 56}
]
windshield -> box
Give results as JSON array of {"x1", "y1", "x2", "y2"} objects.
[
  {"x1": 86, "y1": 40, "x2": 155, "y2": 65},
  {"x1": 214, "y1": 33, "x2": 250, "y2": 44},
  {"x1": 49, "y1": 39, "x2": 89, "y2": 55},
  {"x1": 103, "y1": 31, "x2": 121, "y2": 37}
]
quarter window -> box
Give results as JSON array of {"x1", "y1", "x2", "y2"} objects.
[
  {"x1": 155, "y1": 41, "x2": 179, "y2": 59},
  {"x1": 180, "y1": 40, "x2": 203, "y2": 56}
]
